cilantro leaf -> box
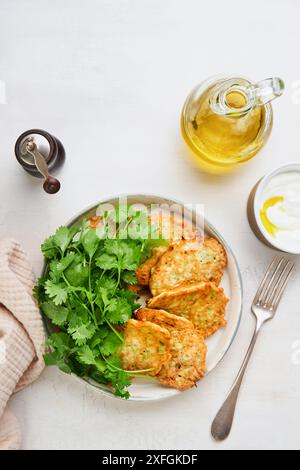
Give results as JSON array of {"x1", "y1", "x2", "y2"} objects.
[
  {"x1": 96, "y1": 253, "x2": 118, "y2": 270},
  {"x1": 90, "y1": 328, "x2": 109, "y2": 349},
  {"x1": 44, "y1": 351, "x2": 72, "y2": 374},
  {"x1": 122, "y1": 270, "x2": 138, "y2": 285},
  {"x1": 41, "y1": 301, "x2": 69, "y2": 326},
  {"x1": 104, "y1": 356, "x2": 131, "y2": 398},
  {"x1": 106, "y1": 297, "x2": 132, "y2": 324},
  {"x1": 76, "y1": 345, "x2": 97, "y2": 365},
  {"x1": 49, "y1": 252, "x2": 77, "y2": 283},
  {"x1": 102, "y1": 240, "x2": 141, "y2": 271},
  {"x1": 81, "y1": 228, "x2": 100, "y2": 258},
  {"x1": 90, "y1": 370, "x2": 110, "y2": 384},
  {"x1": 95, "y1": 286, "x2": 110, "y2": 311},
  {"x1": 121, "y1": 243, "x2": 141, "y2": 270},
  {"x1": 113, "y1": 371, "x2": 131, "y2": 399},
  {"x1": 53, "y1": 227, "x2": 72, "y2": 255},
  {"x1": 67, "y1": 300, "x2": 89, "y2": 324},
  {"x1": 55, "y1": 252, "x2": 77, "y2": 273},
  {"x1": 100, "y1": 331, "x2": 122, "y2": 356},
  {"x1": 67, "y1": 321, "x2": 96, "y2": 346},
  {"x1": 47, "y1": 332, "x2": 74, "y2": 354},
  {"x1": 42, "y1": 226, "x2": 80, "y2": 259},
  {"x1": 96, "y1": 276, "x2": 118, "y2": 295},
  {"x1": 45, "y1": 280, "x2": 68, "y2": 305},
  {"x1": 117, "y1": 289, "x2": 140, "y2": 310},
  {"x1": 102, "y1": 239, "x2": 125, "y2": 257},
  {"x1": 33, "y1": 277, "x2": 46, "y2": 303},
  {"x1": 41, "y1": 235, "x2": 58, "y2": 259},
  {"x1": 115, "y1": 386, "x2": 130, "y2": 399},
  {"x1": 64, "y1": 254, "x2": 89, "y2": 286},
  {"x1": 44, "y1": 332, "x2": 74, "y2": 373}
]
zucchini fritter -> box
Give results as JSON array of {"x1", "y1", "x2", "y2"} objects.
[
  {"x1": 158, "y1": 328, "x2": 207, "y2": 390},
  {"x1": 119, "y1": 319, "x2": 171, "y2": 376},
  {"x1": 149, "y1": 237, "x2": 227, "y2": 296},
  {"x1": 136, "y1": 246, "x2": 167, "y2": 286},
  {"x1": 136, "y1": 308, "x2": 207, "y2": 390},
  {"x1": 136, "y1": 212, "x2": 200, "y2": 287},
  {"x1": 148, "y1": 282, "x2": 229, "y2": 337}
]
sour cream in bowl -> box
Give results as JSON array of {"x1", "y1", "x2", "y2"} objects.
[{"x1": 249, "y1": 163, "x2": 300, "y2": 254}]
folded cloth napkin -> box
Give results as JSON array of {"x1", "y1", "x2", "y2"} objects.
[{"x1": 0, "y1": 239, "x2": 45, "y2": 450}]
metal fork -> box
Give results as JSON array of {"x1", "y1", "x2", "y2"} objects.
[{"x1": 211, "y1": 257, "x2": 294, "y2": 441}]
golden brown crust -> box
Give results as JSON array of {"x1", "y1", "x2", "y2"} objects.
[
  {"x1": 149, "y1": 237, "x2": 227, "y2": 296},
  {"x1": 148, "y1": 282, "x2": 229, "y2": 338},
  {"x1": 135, "y1": 308, "x2": 207, "y2": 390},
  {"x1": 135, "y1": 212, "x2": 202, "y2": 287},
  {"x1": 127, "y1": 283, "x2": 145, "y2": 295},
  {"x1": 136, "y1": 246, "x2": 167, "y2": 286},
  {"x1": 119, "y1": 319, "x2": 171, "y2": 376},
  {"x1": 136, "y1": 308, "x2": 194, "y2": 330},
  {"x1": 157, "y1": 329, "x2": 207, "y2": 390}
]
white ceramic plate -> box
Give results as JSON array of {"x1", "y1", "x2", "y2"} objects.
[{"x1": 42, "y1": 195, "x2": 243, "y2": 401}]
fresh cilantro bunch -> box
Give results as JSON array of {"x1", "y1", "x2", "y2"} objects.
[{"x1": 35, "y1": 208, "x2": 168, "y2": 398}]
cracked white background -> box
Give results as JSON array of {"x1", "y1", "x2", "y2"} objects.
[{"x1": 0, "y1": 0, "x2": 300, "y2": 450}]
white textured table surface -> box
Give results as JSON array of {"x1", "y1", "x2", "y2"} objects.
[{"x1": 1, "y1": 0, "x2": 300, "y2": 451}]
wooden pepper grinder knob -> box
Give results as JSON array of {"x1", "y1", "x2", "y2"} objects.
[{"x1": 43, "y1": 176, "x2": 61, "y2": 194}]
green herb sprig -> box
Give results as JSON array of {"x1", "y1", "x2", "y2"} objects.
[{"x1": 35, "y1": 207, "x2": 168, "y2": 398}]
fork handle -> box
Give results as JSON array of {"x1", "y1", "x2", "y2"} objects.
[{"x1": 211, "y1": 318, "x2": 265, "y2": 441}]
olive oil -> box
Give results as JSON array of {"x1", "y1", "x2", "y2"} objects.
[{"x1": 181, "y1": 77, "x2": 284, "y2": 174}]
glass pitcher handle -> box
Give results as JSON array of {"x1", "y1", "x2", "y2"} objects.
[
  {"x1": 250, "y1": 77, "x2": 285, "y2": 106},
  {"x1": 210, "y1": 77, "x2": 285, "y2": 116}
]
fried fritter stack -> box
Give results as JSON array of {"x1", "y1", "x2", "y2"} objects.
[{"x1": 120, "y1": 211, "x2": 229, "y2": 391}]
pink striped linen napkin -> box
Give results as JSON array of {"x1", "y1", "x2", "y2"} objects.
[{"x1": 0, "y1": 239, "x2": 45, "y2": 450}]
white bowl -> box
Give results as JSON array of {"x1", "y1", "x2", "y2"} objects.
[{"x1": 251, "y1": 163, "x2": 300, "y2": 255}]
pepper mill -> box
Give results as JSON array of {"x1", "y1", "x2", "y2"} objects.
[{"x1": 15, "y1": 129, "x2": 65, "y2": 194}]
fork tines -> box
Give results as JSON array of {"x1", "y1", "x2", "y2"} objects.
[{"x1": 253, "y1": 257, "x2": 294, "y2": 311}]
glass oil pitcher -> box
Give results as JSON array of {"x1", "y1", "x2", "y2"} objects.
[{"x1": 181, "y1": 76, "x2": 284, "y2": 174}]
